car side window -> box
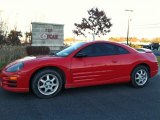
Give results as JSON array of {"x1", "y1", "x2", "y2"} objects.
[
  {"x1": 102, "y1": 43, "x2": 129, "y2": 55},
  {"x1": 77, "y1": 43, "x2": 129, "y2": 57},
  {"x1": 77, "y1": 44, "x2": 97, "y2": 57},
  {"x1": 116, "y1": 46, "x2": 129, "y2": 54}
]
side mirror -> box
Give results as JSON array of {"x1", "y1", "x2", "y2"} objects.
[{"x1": 75, "y1": 52, "x2": 87, "y2": 58}]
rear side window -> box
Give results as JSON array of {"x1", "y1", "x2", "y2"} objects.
[
  {"x1": 77, "y1": 43, "x2": 129, "y2": 57},
  {"x1": 100, "y1": 43, "x2": 129, "y2": 55},
  {"x1": 116, "y1": 46, "x2": 129, "y2": 54}
]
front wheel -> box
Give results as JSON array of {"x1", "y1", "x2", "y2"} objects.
[
  {"x1": 131, "y1": 66, "x2": 149, "y2": 88},
  {"x1": 31, "y1": 69, "x2": 63, "y2": 98}
]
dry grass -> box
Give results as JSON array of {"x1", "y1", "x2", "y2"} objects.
[
  {"x1": 156, "y1": 56, "x2": 160, "y2": 66},
  {"x1": 0, "y1": 45, "x2": 27, "y2": 68}
]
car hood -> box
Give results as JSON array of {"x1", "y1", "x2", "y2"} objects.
[
  {"x1": 17, "y1": 55, "x2": 63, "y2": 62},
  {"x1": 5, "y1": 55, "x2": 62, "y2": 68},
  {"x1": 18, "y1": 56, "x2": 37, "y2": 62}
]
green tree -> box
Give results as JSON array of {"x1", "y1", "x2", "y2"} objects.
[{"x1": 73, "y1": 7, "x2": 112, "y2": 40}]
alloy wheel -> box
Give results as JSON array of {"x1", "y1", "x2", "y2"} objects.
[
  {"x1": 37, "y1": 74, "x2": 59, "y2": 95},
  {"x1": 134, "y1": 69, "x2": 148, "y2": 86}
]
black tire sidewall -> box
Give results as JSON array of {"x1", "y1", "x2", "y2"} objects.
[
  {"x1": 31, "y1": 69, "x2": 63, "y2": 98},
  {"x1": 131, "y1": 66, "x2": 149, "y2": 88}
]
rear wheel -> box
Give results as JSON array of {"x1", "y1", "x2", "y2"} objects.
[
  {"x1": 131, "y1": 66, "x2": 149, "y2": 88},
  {"x1": 31, "y1": 69, "x2": 63, "y2": 98}
]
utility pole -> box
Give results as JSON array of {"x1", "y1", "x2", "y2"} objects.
[
  {"x1": 92, "y1": 33, "x2": 95, "y2": 41},
  {"x1": 125, "y1": 9, "x2": 133, "y2": 45}
]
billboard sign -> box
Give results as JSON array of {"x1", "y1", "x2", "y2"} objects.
[{"x1": 31, "y1": 22, "x2": 64, "y2": 47}]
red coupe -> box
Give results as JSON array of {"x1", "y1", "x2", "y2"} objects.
[{"x1": 0, "y1": 41, "x2": 158, "y2": 98}]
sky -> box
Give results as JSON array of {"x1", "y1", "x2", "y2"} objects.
[{"x1": 0, "y1": 0, "x2": 160, "y2": 40}]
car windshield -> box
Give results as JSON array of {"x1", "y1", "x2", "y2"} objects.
[{"x1": 55, "y1": 42, "x2": 86, "y2": 57}]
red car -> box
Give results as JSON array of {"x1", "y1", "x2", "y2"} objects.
[{"x1": 0, "y1": 41, "x2": 158, "y2": 98}]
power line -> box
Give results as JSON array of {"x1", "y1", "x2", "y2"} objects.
[
  {"x1": 135, "y1": 23, "x2": 160, "y2": 27},
  {"x1": 133, "y1": 22, "x2": 160, "y2": 29},
  {"x1": 133, "y1": 26, "x2": 160, "y2": 29}
]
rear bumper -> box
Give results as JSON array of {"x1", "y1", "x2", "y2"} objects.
[{"x1": 150, "y1": 69, "x2": 158, "y2": 78}]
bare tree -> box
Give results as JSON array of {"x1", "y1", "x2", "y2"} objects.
[
  {"x1": 25, "y1": 32, "x2": 32, "y2": 44},
  {"x1": 73, "y1": 7, "x2": 112, "y2": 40},
  {"x1": 0, "y1": 11, "x2": 9, "y2": 44},
  {"x1": 7, "y1": 30, "x2": 22, "y2": 45}
]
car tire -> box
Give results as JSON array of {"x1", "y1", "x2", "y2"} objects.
[
  {"x1": 131, "y1": 65, "x2": 149, "y2": 88},
  {"x1": 31, "y1": 69, "x2": 63, "y2": 98}
]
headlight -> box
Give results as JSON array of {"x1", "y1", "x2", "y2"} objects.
[{"x1": 6, "y1": 62, "x2": 24, "y2": 72}]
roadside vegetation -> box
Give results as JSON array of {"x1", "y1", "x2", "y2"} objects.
[
  {"x1": 156, "y1": 56, "x2": 160, "y2": 66},
  {"x1": 0, "y1": 45, "x2": 51, "y2": 69},
  {"x1": 0, "y1": 45, "x2": 27, "y2": 68}
]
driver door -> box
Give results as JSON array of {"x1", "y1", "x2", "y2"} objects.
[{"x1": 70, "y1": 43, "x2": 112, "y2": 84}]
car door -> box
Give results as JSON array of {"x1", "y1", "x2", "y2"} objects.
[
  {"x1": 106, "y1": 44, "x2": 131, "y2": 81},
  {"x1": 71, "y1": 42, "x2": 131, "y2": 84},
  {"x1": 70, "y1": 43, "x2": 113, "y2": 84}
]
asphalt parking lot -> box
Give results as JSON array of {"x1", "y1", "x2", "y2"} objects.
[{"x1": 0, "y1": 72, "x2": 160, "y2": 120}]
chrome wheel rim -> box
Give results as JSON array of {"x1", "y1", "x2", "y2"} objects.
[
  {"x1": 135, "y1": 69, "x2": 148, "y2": 86},
  {"x1": 38, "y1": 74, "x2": 59, "y2": 95}
]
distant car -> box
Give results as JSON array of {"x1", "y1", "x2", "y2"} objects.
[
  {"x1": 0, "y1": 41, "x2": 158, "y2": 98},
  {"x1": 142, "y1": 43, "x2": 159, "y2": 50},
  {"x1": 151, "y1": 43, "x2": 159, "y2": 50}
]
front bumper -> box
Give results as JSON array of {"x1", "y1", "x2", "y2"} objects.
[{"x1": 0, "y1": 71, "x2": 29, "y2": 93}]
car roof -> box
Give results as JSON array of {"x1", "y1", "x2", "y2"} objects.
[
  {"x1": 85, "y1": 40, "x2": 137, "y2": 51},
  {"x1": 74, "y1": 40, "x2": 138, "y2": 54}
]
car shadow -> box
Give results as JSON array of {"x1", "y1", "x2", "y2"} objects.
[
  {"x1": 0, "y1": 89, "x2": 35, "y2": 99},
  {"x1": 62, "y1": 83, "x2": 132, "y2": 95},
  {"x1": 1, "y1": 73, "x2": 159, "y2": 99},
  {"x1": 0, "y1": 83, "x2": 131, "y2": 99}
]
